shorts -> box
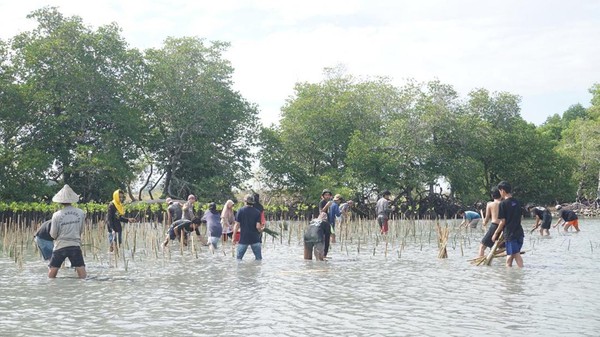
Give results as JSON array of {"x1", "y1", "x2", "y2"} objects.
[
  {"x1": 565, "y1": 219, "x2": 579, "y2": 229},
  {"x1": 469, "y1": 218, "x2": 480, "y2": 228},
  {"x1": 208, "y1": 236, "x2": 220, "y2": 248},
  {"x1": 377, "y1": 215, "x2": 389, "y2": 233},
  {"x1": 304, "y1": 241, "x2": 325, "y2": 260},
  {"x1": 541, "y1": 213, "x2": 552, "y2": 229},
  {"x1": 49, "y1": 246, "x2": 85, "y2": 268},
  {"x1": 505, "y1": 237, "x2": 524, "y2": 256},
  {"x1": 481, "y1": 223, "x2": 499, "y2": 248}
]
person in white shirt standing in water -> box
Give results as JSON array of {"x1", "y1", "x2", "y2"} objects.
[{"x1": 48, "y1": 184, "x2": 87, "y2": 279}]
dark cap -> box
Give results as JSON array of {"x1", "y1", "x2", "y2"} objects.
[
  {"x1": 322, "y1": 189, "x2": 332, "y2": 196},
  {"x1": 382, "y1": 190, "x2": 391, "y2": 196},
  {"x1": 208, "y1": 202, "x2": 217, "y2": 211}
]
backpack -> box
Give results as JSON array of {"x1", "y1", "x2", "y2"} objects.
[{"x1": 304, "y1": 220, "x2": 324, "y2": 243}]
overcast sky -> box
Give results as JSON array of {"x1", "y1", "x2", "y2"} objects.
[{"x1": 1, "y1": 0, "x2": 599, "y2": 126}]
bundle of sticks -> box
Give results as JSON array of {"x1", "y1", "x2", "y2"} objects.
[
  {"x1": 469, "y1": 232, "x2": 514, "y2": 266},
  {"x1": 437, "y1": 222, "x2": 449, "y2": 258}
]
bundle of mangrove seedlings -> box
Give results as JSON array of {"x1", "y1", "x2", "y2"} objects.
[
  {"x1": 436, "y1": 222, "x2": 449, "y2": 258},
  {"x1": 469, "y1": 232, "x2": 505, "y2": 266}
]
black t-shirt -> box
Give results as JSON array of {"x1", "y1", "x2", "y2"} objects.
[
  {"x1": 319, "y1": 199, "x2": 328, "y2": 212},
  {"x1": 498, "y1": 197, "x2": 524, "y2": 241},
  {"x1": 35, "y1": 220, "x2": 53, "y2": 241},
  {"x1": 559, "y1": 209, "x2": 578, "y2": 221},
  {"x1": 236, "y1": 205, "x2": 261, "y2": 244}
]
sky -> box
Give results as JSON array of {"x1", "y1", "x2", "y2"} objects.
[{"x1": 1, "y1": 0, "x2": 599, "y2": 127}]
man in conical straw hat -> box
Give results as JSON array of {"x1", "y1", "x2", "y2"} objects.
[{"x1": 48, "y1": 184, "x2": 87, "y2": 279}]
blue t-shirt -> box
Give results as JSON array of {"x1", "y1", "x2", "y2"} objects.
[
  {"x1": 465, "y1": 211, "x2": 481, "y2": 221},
  {"x1": 235, "y1": 205, "x2": 262, "y2": 244}
]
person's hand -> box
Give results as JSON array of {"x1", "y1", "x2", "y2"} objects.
[
  {"x1": 491, "y1": 233, "x2": 498, "y2": 242},
  {"x1": 256, "y1": 223, "x2": 265, "y2": 232},
  {"x1": 128, "y1": 218, "x2": 136, "y2": 222}
]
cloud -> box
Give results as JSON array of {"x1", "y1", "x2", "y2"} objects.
[{"x1": 1, "y1": 0, "x2": 598, "y2": 126}]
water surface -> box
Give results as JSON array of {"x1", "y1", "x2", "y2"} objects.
[{"x1": 1, "y1": 218, "x2": 599, "y2": 336}]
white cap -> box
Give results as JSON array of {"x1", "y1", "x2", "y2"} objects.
[
  {"x1": 555, "y1": 204, "x2": 562, "y2": 210},
  {"x1": 52, "y1": 184, "x2": 80, "y2": 204}
]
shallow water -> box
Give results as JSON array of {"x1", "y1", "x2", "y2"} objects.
[{"x1": 1, "y1": 218, "x2": 599, "y2": 336}]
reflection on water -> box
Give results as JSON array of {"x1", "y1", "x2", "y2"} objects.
[{"x1": 1, "y1": 219, "x2": 600, "y2": 336}]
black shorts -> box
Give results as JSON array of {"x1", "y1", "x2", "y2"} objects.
[
  {"x1": 49, "y1": 246, "x2": 85, "y2": 268},
  {"x1": 541, "y1": 212, "x2": 552, "y2": 229},
  {"x1": 481, "y1": 223, "x2": 499, "y2": 248}
]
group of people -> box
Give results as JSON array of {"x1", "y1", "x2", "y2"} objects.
[
  {"x1": 34, "y1": 186, "x2": 272, "y2": 279},
  {"x1": 162, "y1": 193, "x2": 266, "y2": 260},
  {"x1": 471, "y1": 180, "x2": 582, "y2": 268},
  {"x1": 303, "y1": 189, "x2": 357, "y2": 261},
  {"x1": 34, "y1": 181, "x2": 584, "y2": 277}
]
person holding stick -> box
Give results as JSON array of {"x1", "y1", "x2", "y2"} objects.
[
  {"x1": 48, "y1": 184, "x2": 87, "y2": 279},
  {"x1": 328, "y1": 194, "x2": 342, "y2": 244},
  {"x1": 477, "y1": 187, "x2": 502, "y2": 257},
  {"x1": 458, "y1": 209, "x2": 481, "y2": 229},
  {"x1": 162, "y1": 217, "x2": 203, "y2": 248},
  {"x1": 528, "y1": 205, "x2": 552, "y2": 236},
  {"x1": 553, "y1": 205, "x2": 580, "y2": 232},
  {"x1": 107, "y1": 189, "x2": 135, "y2": 252},
  {"x1": 492, "y1": 181, "x2": 525, "y2": 268}
]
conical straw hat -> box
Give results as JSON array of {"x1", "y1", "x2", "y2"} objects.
[{"x1": 52, "y1": 184, "x2": 80, "y2": 204}]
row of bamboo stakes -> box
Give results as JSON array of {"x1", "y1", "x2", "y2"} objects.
[{"x1": 2, "y1": 214, "x2": 594, "y2": 270}]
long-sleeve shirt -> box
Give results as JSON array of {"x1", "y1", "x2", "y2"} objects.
[
  {"x1": 328, "y1": 202, "x2": 341, "y2": 225},
  {"x1": 50, "y1": 206, "x2": 85, "y2": 250},
  {"x1": 107, "y1": 202, "x2": 128, "y2": 233}
]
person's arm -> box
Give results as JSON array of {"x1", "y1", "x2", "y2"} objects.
[
  {"x1": 232, "y1": 222, "x2": 240, "y2": 243},
  {"x1": 107, "y1": 204, "x2": 116, "y2": 232},
  {"x1": 531, "y1": 215, "x2": 541, "y2": 231},
  {"x1": 552, "y1": 214, "x2": 564, "y2": 228},
  {"x1": 167, "y1": 208, "x2": 172, "y2": 225},
  {"x1": 481, "y1": 206, "x2": 491, "y2": 227},
  {"x1": 492, "y1": 219, "x2": 505, "y2": 242}
]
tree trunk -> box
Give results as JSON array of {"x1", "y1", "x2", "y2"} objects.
[{"x1": 138, "y1": 164, "x2": 153, "y2": 201}]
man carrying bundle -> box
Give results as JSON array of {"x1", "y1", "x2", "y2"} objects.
[{"x1": 492, "y1": 181, "x2": 525, "y2": 268}]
